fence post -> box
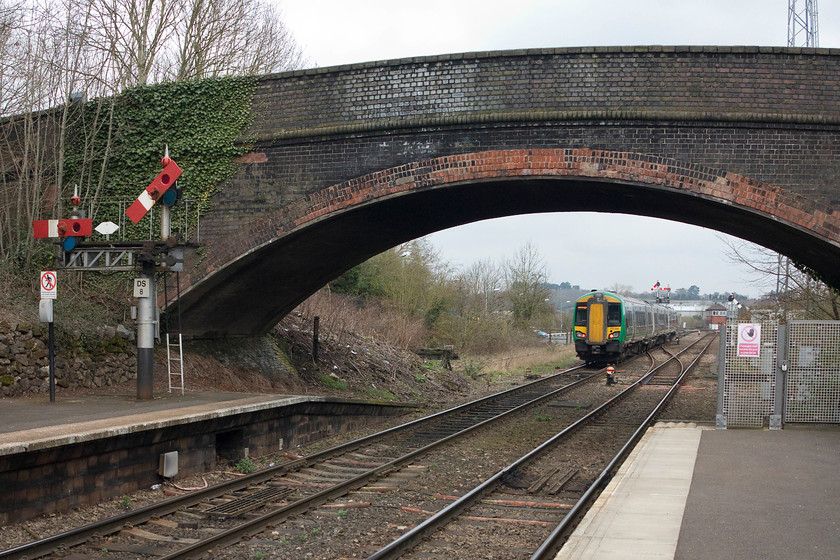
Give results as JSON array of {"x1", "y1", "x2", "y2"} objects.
[
  {"x1": 771, "y1": 323, "x2": 788, "y2": 430},
  {"x1": 312, "y1": 316, "x2": 320, "y2": 362},
  {"x1": 716, "y1": 327, "x2": 727, "y2": 430}
]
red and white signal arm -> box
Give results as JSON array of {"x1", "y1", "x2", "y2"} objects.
[
  {"x1": 33, "y1": 218, "x2": 93, "y2": 239},
  {"x1": 126, "y1": 159, "x2": 183, "y2": 224}
]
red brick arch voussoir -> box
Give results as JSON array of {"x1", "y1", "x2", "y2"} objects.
[{"x1": 190, "y1": 148, "x2": 838, "y2": 291}]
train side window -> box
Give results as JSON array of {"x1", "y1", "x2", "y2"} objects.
[
  {"x1": 607, "y1": 303, "x2": 621, "y2": 326},
  {"x1": 574, "y1": 305, "x2": 588, "y2": 326}
]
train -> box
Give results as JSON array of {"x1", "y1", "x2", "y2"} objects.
[{"x1": 573, "y1": 290, "x2": 678, "y2": 363}]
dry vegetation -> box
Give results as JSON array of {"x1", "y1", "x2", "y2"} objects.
[
  {"x1": 295, "y1": 289, "x2": 430, "y2": 351},
  {"x1": 267, "y1": 290, "x2": 579, "y2": 404}
]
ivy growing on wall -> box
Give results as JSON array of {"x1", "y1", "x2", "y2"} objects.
[{"x1": 64, "y1": 76, "x2": 256, "y2": 229}]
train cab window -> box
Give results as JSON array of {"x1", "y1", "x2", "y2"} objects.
[
  {"x1": 574, "y1": 305, "x2": 588, "y2": 326},
  {"x1": 607, "y1": 303, "x2": 621, "y2": 326}
]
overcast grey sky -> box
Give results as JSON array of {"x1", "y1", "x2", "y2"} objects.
[{"x1": 278, "y1": 1, "x2": 838, "y2": 297}]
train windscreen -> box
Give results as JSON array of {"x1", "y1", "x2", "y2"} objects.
[
  {"x1": 607, "y1": 303, "x2": 621, "y2": 326},
  {"x1": 574, "y1": 305, "x2": 588, "y2": 326}
]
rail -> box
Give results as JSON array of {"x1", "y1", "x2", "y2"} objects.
[{"x1": 365, "y1": 334, "x2": 714, "y2": 559}]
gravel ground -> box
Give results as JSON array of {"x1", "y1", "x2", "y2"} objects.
[{"x1": 658, "y1": 333, "x2": 719, "y2": 423}]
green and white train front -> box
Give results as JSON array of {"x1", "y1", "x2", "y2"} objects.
[{"x1": 573, "y1": 291, "x2": 677, "y2": 363}]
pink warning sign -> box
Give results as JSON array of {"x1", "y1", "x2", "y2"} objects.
[{"x1": 737, "y1": 323, "x2": 761, "y2": 357}]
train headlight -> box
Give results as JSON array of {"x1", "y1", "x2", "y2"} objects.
[
  {"x1": 575, "y1": 331, "x2": 585, "y2": 339},
  {"x1": 608, "y1": 331, "x2": 620, "y2": 339}
]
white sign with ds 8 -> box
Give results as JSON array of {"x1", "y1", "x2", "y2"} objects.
[{"x1": 134, "y1": 278, "x2": 151, "y2": 298}]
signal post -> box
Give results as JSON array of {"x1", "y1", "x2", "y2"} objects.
[
  {"x1": 134, "y1": 266, "x2": 156, "y2": 400},
  {"x1": 127, "y1": 151, "x2": 182, "y2": 400}
]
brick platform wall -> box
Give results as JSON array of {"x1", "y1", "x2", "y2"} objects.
[{"x1": 0, "y1": 400, "x2": 413, "y2": 524}]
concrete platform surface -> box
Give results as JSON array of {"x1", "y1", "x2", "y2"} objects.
[
  {"x1": 557, "y1": 423, "x2": 840, "y2": 560},
  {"x1": 557, "y1": 423, "x2": 704, "y2": 560},
  {"x1": 676, "y1": 426, "x2": 840, "y2": 560},
  {"x1": 0, "y1": 392, "x2": 329, "y2": 454}
]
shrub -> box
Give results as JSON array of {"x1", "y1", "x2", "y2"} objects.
[{"x1": 235, "y1": 457, "x2": 255, "y2": 474}]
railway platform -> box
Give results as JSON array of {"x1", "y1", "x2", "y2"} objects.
[
  {"x1": 557, "y1": 422, "x2": 840, "y2": 560},
  {"x1": 0, "y1": 392, "x2": 322, "y2": 453},
  {"x1": 0, "y1": 391, "x2": 417, "y2": 524}
]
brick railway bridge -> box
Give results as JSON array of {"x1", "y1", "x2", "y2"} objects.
[{"x1": 173, "y1": 46, "x2": 840, "y2": 338}]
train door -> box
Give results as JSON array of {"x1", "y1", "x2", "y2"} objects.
[{"x1": 588, "y1": 301, "x2": 606, "y2": 343}]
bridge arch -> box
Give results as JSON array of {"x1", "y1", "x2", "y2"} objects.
[{"x1": 173, "y1": 148, "x2": 840, "y2": 338}]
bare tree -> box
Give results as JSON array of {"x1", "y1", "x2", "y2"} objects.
[
  {"x1": 459, "y1": 258, "x2": 503, "y2": 319},
  {"x1": 722, "y1": 236, "x2": 840, "y2": 320},
  {"x1": 0, "y1": 3, "x2": 63, "y2": 265},
  {"x1": 85, "y1": 0, "x2": 179, "y2": 89},
  {"x1": 1, "y1": 1, "x2": 119, "y2": 267},
  {"x1": 235, "y1": 1, "x2": 306, "y2": 74},
  {"x1": 504, "y1": 241, "x2": 551, "y2": 326},
  {"x1": 171, "y1": 0, "x2": 306, "y2": 81},
  {"x1": 608, "y1": 283, "x2": 635, "y2": 296}
]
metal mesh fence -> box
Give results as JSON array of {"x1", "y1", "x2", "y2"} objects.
[
  {"x1": 83, "y1": 198, "x2": 201, "y2": 243},
  {"x1": 785, "y1": 321, "x2": 840, "y2": 423},
  {"x1": 722, "y1": 322, "x2": 778, "y2": 428}
]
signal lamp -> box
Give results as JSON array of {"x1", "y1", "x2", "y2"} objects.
[{"x1": 161, "y1": 186, "x2": 181, "y2": 207}]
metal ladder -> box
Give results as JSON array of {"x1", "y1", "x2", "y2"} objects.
[{"x1": 167, "y1": 332, "x2": 184, "y2": 394}]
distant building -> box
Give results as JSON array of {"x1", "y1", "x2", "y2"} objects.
[
  {"x1": 667, "y1": 301, "x2": 708, "y2": 316},
  {"x1": 705, "y1": 303, "x2": 727, "y2": 330}
]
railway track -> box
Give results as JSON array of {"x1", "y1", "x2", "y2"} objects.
[
  {"x1": 1, "y1": 362, "x2": 607, "y2": 560},
  {"x1": 365, "y1": 332, "x2": 715, "y2": 560}
]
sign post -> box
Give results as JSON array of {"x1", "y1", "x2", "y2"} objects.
[
  {"x1": 39, "y1": 271, "x2": 57, "y2": 402},
  {"x1": 135, "y1": 267, "x2": 156, "y2": 400}
]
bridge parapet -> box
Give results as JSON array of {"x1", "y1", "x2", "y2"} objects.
[{"x1": 250, "y1": 46, "x2": 840, "y2": 142}]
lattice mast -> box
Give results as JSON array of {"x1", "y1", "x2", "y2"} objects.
[
  {"x1": 788, "y1": 0, "x2": 819, "y2": 47},
  {"x1": 779, "y1": 2, "x2": 819, "y2": 319}
]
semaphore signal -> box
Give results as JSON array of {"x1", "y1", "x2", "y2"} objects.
[{"x1": 125, "y1": 157, "x2": 183, "y2": 224}]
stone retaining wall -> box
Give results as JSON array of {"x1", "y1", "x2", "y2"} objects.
[{"x1": 0, "y1": 322, "x2": 136, "y2": 397}]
